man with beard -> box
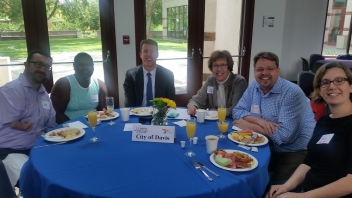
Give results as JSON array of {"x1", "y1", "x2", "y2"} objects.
[
  {"x1": 51, "y1": 52, "x2": 108, "y2": 124},
  {"x1": 232, "y1": 52, "x2": 316, "y2": 182},
  {"x1": 0, "y1": 49, "x2": 56, "y2": 154},
  {"x1": 123, "y1": 39, "x2": 175, "y2": 107}
]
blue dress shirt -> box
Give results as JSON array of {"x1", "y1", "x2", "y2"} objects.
[{"x1": 233, "y1": 77, "x2": 316, "y2": 152}]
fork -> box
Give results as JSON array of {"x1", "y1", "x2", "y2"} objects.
[
  {"x1": 244, "y1": 133, "x2": 258, "y2": 146},
  {"x1": 193, "y1": 161, "x2": 213, "y2": 181},
  {"x1": 33, "y1": 142, "x2": 67, "y2": 148}
]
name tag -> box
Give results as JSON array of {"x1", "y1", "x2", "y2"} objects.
[
  {"x1": 207, "y1": 86, "x2": 214, "y2": 94},
  {"x1": 42, "y1": 100, "x2": 50, "y2": 110},
  {"x1": 132, "y1": 125, "x2": 175, "y2": 143},
  {"x1": 316, "y1": 134, "x2": 334, "y2": 144},
  {"x1": 91, "y1": 95, "x2": 98, "y2": 102},
  {"x1": 250, "y1": 105, "x2": 260, "y2": 114}
]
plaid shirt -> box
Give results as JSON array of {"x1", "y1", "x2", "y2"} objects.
[{"x1": 233, "y1": 77, "x2": 316, "y2": 152}]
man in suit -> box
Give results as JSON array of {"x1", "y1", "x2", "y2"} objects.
[{"x1": 123, "y1": 39, "x2": 175, "y2": 107}]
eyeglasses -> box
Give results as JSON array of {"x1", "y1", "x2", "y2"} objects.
[
  {"x1": 212, "y1": 64, "x2": 228, "y2": 69},
  {"x1": 255, "y1": 67, "x2": 277, "y2": 73},
  {"x1": 319, "y1": 77, "x2": 348, "y2": 88},
  {"x1": 28, "y1": 61, "x2": 52, "y2": 71}
]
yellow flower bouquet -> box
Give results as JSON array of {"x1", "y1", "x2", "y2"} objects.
[{"x1": 150, "y1": 98, "x2": 176, "y2": 125}]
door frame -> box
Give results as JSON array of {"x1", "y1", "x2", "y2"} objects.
[
  {"x1": 99, "y1": 0, "x2": 119, "y2": 107},
  {"x1": 134, "y1": 0, "x2": 254, "y2": 106}
]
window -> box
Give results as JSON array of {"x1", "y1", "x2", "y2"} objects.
[
  {"x1": 167, "y1": 5, "x2": 187, "y2": 40},
  {"x1": 322, "y1": 0, "x2": 351, "y2": 56}
]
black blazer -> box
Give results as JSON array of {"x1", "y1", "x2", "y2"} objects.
[{"x1": 123, "y1": 65, "x2": 175, "y2": 107}]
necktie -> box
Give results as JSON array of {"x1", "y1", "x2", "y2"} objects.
[{"x1": 146, "y1": 73, "x2": 153, "y2": 106}]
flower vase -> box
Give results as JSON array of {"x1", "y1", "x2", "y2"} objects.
[{"x1": 151, "y1": 106, "x2": 168, "y2": 126}]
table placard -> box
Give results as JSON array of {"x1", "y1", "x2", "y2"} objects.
[{"x1": 132, "y1": 125, "x2": 175, "y2": 143}]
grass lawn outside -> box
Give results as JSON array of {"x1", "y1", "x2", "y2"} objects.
[{"x1": 0, "y1": 38, "x2": 187, "y2": 61}]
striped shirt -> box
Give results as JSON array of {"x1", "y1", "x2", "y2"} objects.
[{"x1": 233, "y1": 77, "x2": 316, "y2": 152}]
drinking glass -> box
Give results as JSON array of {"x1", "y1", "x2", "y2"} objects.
[
  {"x1": 218, "y1": 105, "x2": 226, "y2": 122},
  {"x1": 106, "y1": 97, "x2": 115, "y2": 125},
  {"x1": 88, "y1": 110, "x2": 99, "y2": 142},
  {"x1": 185, "y1": 117, "x2": 197, "y2": 157},
  {"x1": 217, "y1": 120, "x2": 229, "y2": 138}
]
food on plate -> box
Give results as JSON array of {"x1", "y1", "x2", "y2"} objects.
[
  {"x1": 213, "y1": 149, "x2": 254, "y2": 169},
  {"x1": 131, "y1": 108, "x2": 151, "y2": 115},
  {"x1": 49, "y1": 129, "x2": 81, "y2": 139},
  {"x1": 98, "y1": 108, "x2": 113, "y2": 118},
  {"x1": 215, "y1": 154, "x2": 232, "y2": 166},
  {"x1": 237, "y1": 129, "x2": 253, "y2": 136},
  {"x1": 206, "y1": 111, "x2": 218, "y2": 118},
  {"x1": 231, "y1": 130, "x2": 265, "y2": 144}
]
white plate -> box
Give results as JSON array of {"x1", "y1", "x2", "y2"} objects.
[
  {"x1": 227, "y1": 131, "x2": 268, "y2": 146},
  {"x1": 44, "y1": 127, "x2": 85, "y2": 142},
  {"x1": 97, "y1": 111, "x2": 119, "y2": 121},
  {"x1": 130, "y1": 107, "x2": 153, "y2": 116},
  {"x1": 209, "y1": 149, "x2": 258, "y2": 172},
  {"x1": 205, "y1": 111, "x2": 218, "y2": 120},
  {"x1": 85, "y1": 112, "x2": 119, "y2": 121}
]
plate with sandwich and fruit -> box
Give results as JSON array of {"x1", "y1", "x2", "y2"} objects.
[
  {"x1": 228, "y1": 129, "x2": 268, "y2": 146},
  {"x1": 209, "y1": 149, "x2": 258, "y2": 172}
]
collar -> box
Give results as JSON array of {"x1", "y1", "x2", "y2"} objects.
[{"x1": 143, "y1": 65, "x2": 157, "y2": 77}]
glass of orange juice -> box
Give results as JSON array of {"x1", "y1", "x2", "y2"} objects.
[
  {"x1": 218, "y1": 105, "x2": 226, "y2": 122},
  {"x1": 217, "y1": 120, "x2": 229, "y2": 138},
  {"x1": 106, "y1": 97, "x2": 115, "y2": 125},
  {"x1": 88, "y1": 110, "x2": 99, "y2": 142},
  {"x1": 185, "y1": 117, "x2": 197, "y2": 157}
]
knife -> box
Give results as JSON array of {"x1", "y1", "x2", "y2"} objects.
[
  {"x1": 196, "y1": 161, "x2": 219, "y2": 177},
  {"x1": 33, "y1": 141, "x2": 67, "y2": 148}
]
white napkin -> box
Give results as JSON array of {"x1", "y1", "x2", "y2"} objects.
[
  {"x1": 124, "y1": 123, "x2": 142, "y2": 131},
  {"x1": 67, "y1": 121, "x2": 88, "y2": 129},
  {"x1": 232, "y1": 126, "x2": 242, "y2": 131},
  {"x1": 3, "y1": 154, "x2": 29, "y2": 187},
  {"x1": 173, "y1": 120, "x2": 187, "y2": 127},
  {"x1": 167, "y1": 109, "x2": 189, "y2": 120}
]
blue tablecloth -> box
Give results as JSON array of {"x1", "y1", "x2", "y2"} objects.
[{"x1": 20, "y1": 109, "x2": 270, "y2": 198}]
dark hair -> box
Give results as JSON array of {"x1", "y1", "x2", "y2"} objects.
[
  {"x1": 26, "y1": 50, "x2": 52, "y2": 62},
  {"x1": 207, "y1": 50, "x2": 234, "y2": 72},
  {"x1": 140, "y1": 39, "x2": 158, "y2": 52},
  {"x1": 253, "y1": 52, "x2": 279, "y2": 68},
  {"x1": 74, "y1": 52, "x2": 93, "y2": 63},
  {"x1": 311, "y1": 62, "x2": 352, "y2": 104}
]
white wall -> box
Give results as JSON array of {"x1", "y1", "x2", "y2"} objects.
[
  {"x1": 114, "y1": 0, "x2": 136, "y2": 107},
  {"x1": 249, "y1": 0, "x2": 328, "y2": 83}
]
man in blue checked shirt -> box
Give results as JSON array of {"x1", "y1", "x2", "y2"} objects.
[{"x1": 232, "y1": 52, "x2": 316, "y2": 182}]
